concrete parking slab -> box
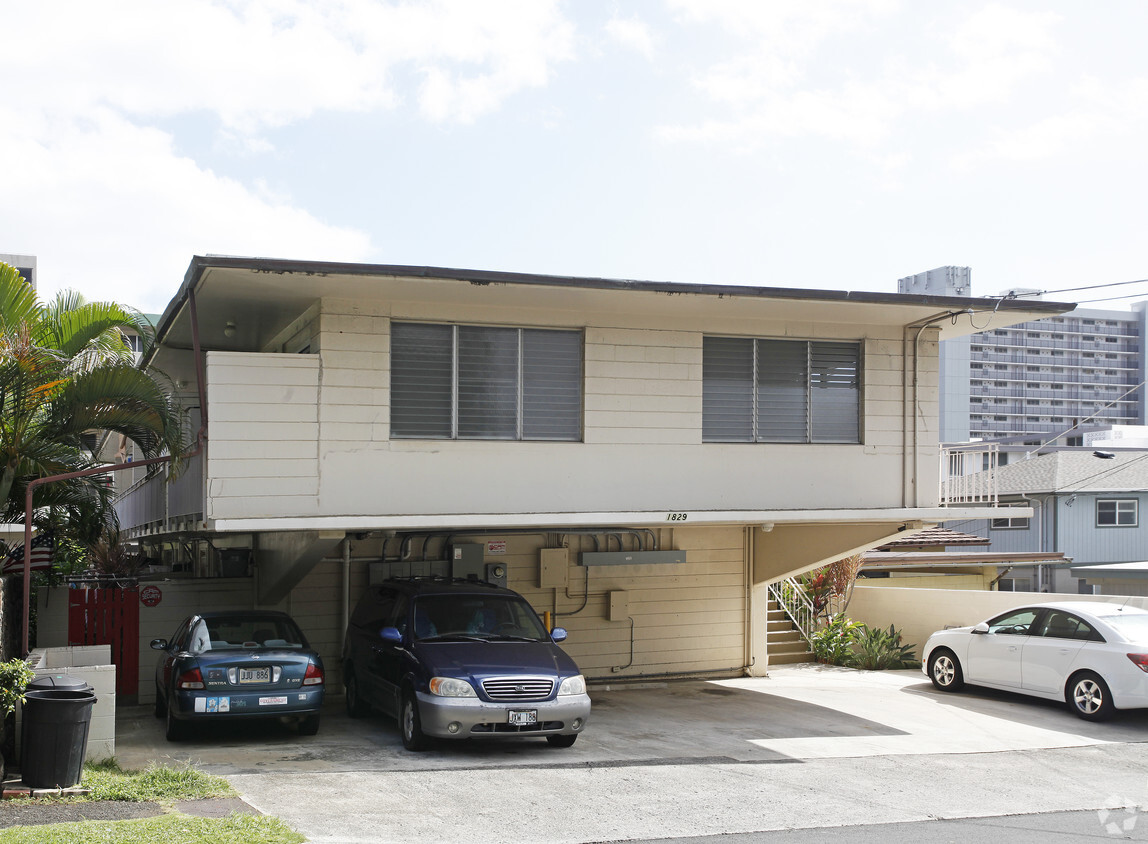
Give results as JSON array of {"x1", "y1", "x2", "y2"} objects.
[{"x1": 111, "y1": 666, "x2": 1148, "y2": 843}]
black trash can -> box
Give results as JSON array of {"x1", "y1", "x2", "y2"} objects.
[{"x1": 20, "y1": 675, "x2": 98, "y2": 789}]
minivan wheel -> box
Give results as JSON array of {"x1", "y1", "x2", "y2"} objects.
[
  {"x1": 1068, "y1": 671, "x2": 1115, "y2": 721},
  {"x1": 345, "y1": 671, "x2": 368, "y2": 718},
  {"x1": 401, "y1": 691, "x2": 428, "y2": 751},
  {"x1": 546, "y1": 734, "x2": 577, "y2": 748}
]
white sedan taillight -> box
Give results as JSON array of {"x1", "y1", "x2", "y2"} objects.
[{"x1": 1127, "y1": 654, "x2": 1148, "y2": 673}]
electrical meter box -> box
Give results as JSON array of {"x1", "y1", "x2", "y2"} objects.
[
  {"x1": 485, "y1": 562, "x2": 508, "y2": 588},
  {"x1": 450, "y1": 543, "x2": 485, "y2": 580},
  {"x1": 539, "y1": 548, "x2": 569, "y2": 588}
]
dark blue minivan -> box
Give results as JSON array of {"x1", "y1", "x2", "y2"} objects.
[{"x1": 342, "y1": 577, "x2": 590, "y2": 750}]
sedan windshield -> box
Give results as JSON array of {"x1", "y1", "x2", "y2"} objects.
[{"x1": 412, "y1": 595, "x2": 550, "y2": 642}]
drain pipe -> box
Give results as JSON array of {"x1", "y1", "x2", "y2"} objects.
[{"x1": 341, "y1": 537, "x2": 352, "y2": 643}]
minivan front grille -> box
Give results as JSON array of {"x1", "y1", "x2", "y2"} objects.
[{"x1": 481, "y1": 677, "x2": 554, "y2": 701}]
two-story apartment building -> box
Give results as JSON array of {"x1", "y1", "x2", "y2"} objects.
[{"x1": 74, "y1": 256, "x2": 1071, "y2": 701}]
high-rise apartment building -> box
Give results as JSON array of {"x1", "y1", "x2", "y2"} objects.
[
  {"x1": 899, "y1": 266, "x2": 1148, "y2": 443},
  {"x1": 1, "y1": 253, "x2": 37, "y2": 290}
]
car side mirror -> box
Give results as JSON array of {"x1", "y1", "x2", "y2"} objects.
[
  {"x1": 149, "y1": 638, "x2": 168, "y2": 650},
  {"x1": 380, "y1": 627, "x2": 402, "y2": 644},
  {"x1": 972, "y1": 622, "x2": 990, "y2": 635},
  {"x1": 550, "y1": 627, "x2": 568, "y2": 643}
]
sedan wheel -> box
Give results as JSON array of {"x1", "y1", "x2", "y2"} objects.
[
  {"x1": 1068, "y1": 671, "x2": 1115, "y2": 721},
  {"x1": 299, "y1": 713, "x2": 321, "y2": 736},
  {"x1": 154, "y1": 684, "x2": 165, "y2": 719},
  {"x1": 928, "y1": 649, "x2": 964, "y2": 692},
  {"x1": 165, "y1": 693, "x2": 188, "y2": 742},
  {"x1": 546, "y1": 734, "x2": 577, "y2": 748},
  {"x1": 400, "y1": 691, "x2": 428, "y2": 751}
]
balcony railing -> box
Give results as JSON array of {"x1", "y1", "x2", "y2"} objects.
[
  {"x1": 940, "y1": 443, "x2": 998, "y2": 506},
  {"x1": 114, "y1": 451, "x2": 203, "y2": 537}
]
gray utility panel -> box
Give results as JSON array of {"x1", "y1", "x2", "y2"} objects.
[{"x1": 579, "y1": 551, "x2": 686, "y2": 566}]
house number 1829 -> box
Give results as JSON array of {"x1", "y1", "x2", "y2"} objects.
[{"x1": 666, "y1": 513, "x2": 688, "y2": 521}]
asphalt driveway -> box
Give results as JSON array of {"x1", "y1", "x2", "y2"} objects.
[{"x1": 112, "y1": 666, "x2": 1148, "y2": 842}]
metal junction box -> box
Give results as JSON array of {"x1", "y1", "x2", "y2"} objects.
[
  {"x1": 450, "y1": 543, "x2": 485, "y2": 580},
  {"x1": 539, "y1": 548, "x2": 569, "y2": 588}
]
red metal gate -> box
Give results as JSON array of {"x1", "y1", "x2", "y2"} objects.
[{"x1": 68, "y1": 587, "x2": 140, "y2": 699}]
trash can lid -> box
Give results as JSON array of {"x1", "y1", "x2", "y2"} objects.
[{"x1": 28, "y1": 673, "x2": 91, "y2": 691}]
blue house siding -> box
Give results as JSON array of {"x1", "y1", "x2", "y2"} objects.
[{"x1": 1057, "y1": 493, "x2": 1148, "y2": 565}]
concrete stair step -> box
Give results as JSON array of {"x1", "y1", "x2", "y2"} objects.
[{"x1": 769, "y1": 651, "x2": 816, "y2": 665}]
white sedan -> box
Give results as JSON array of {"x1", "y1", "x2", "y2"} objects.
[{"x1": 922, "y1": 600, "x2": 1148, "y2": 720}]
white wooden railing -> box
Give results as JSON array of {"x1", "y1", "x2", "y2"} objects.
[
  {"x1": 939, "y1": 443, "x2": 998, "y2": 505},
  {"x1": 767, "y1": 576, "x2": 820, "y2": 645}
]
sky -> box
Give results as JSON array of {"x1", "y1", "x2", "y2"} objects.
[{"x1": 3, "y1": 0, "x2": 1147, "y2": 315}]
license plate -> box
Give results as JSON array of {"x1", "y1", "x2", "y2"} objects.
[
  {"x1": 508, "y1": 709, "x2": 537, "y2": 726},
  {"x1": 239, "y1": 667, "x2": 271, "y2": 684},
  {"x1": 258, "y1": 696, "x2": 288, "y2": 706}
]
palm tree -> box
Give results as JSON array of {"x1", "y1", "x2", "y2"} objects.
[{"x1": 0, "y1": 262, "x2": 186, "y2": 536}]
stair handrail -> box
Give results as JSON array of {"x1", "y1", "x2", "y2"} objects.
[{"x1": 767, "y1": 576, "x2": 819, "y2": 645}]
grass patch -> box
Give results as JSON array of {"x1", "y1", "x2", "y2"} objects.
[
  {"x1": 0, "y1": 812, "x2": 304, "y2": 844},
  {"x1": 77, "y1": 759, "x2": 236, "y2": 803}
]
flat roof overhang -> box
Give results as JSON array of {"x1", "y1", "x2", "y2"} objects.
[
  {"x1": 863, "y1": 549, "x2": 1067, "y2": 570},
  {"x1": 1070, "y1": 561, "x2": 1148, "y2": 580},
  {"x1": 205, "y1": 505, "x2": 1032, "y2": 534},
  {"x1": 148, "y1": 256, "x2": 1076, "y2": 369}
]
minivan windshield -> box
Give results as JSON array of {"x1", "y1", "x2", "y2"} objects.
[{"x1": 412, "y1": 595, "x2": 550, "y2": 642}]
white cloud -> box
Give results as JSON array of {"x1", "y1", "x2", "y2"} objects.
[
  {"x1": 0, "y1": 0, "x2": 576, "y2": 308},
  {"x1": 605, "y1": 14, "x2": 657, "y2": 60},
  {"x1": 658, "y1": 1, "x2": 1063, "y2": 151}
]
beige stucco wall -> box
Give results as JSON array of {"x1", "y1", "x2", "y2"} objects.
[
  {"x1": 848, "y1": 585, "x2": 1148, "y2": 661},
  {"x1": 203, "y1": 298, "x2": 940, "y2": 523}
]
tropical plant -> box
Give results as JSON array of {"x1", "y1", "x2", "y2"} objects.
[
  {"x1": 87, "y1": 526, "x2": 145, "y2": 578},
  {"x1": 823, "y1": 553, "x2": 863, "y2": 613},
  {"x1": 850, "y1": 623, "x2": 918, "y2": 670},
  {"x1": 0, "y1": 262, "x2": 186, "y2": 538},
  {"x1": 798, "y1": 569, "x2": 832, "y2": 614},
  {"x1": 808, "y1": 613, "x2": 862, "y2": 665},
  {"x1": 0, "y1": 657, "x2": 34, "y2": 718}
]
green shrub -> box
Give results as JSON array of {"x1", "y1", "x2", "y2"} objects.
[
  {"x1": 808, "y1": 613, "x2": 861, "y2": 665},
  {"x1": 0, "y1": 658, "x2": 35, "y2": 718},
  {"x1": 851, "y1": 623, "x2": 918, "y2": 670}
]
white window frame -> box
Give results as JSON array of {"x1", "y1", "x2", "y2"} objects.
[
  {"x1": 1096, "y1": 498, "x2": 1138, "y2": 528},
  {"x1": 990, "y1": 513, "x2": 1030, "y2": 530}
]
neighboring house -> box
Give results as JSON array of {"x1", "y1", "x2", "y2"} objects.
[
  {"x1": 859, "y1": 526, "x2": 1066, "y2": 591},
  {"x1": 898, "y1": 266, "x2": 1148, "y2": 444},
  {"x1": 954, "y1": 450, "x2": 1148, "y2": 593},
  {"x1": 36, "y1": 256, "x2": 1072, "y2": 701},
  {"x1": 1069, "y1": 561, "x2": 1148, "y2": 597}
]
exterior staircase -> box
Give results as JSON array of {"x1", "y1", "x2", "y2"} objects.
[{"x1": 766, "y1": 598, "x2": 815, "y2": 665}]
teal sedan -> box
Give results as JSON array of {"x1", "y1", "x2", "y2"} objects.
[{"x1": 151, "y1": 610, "x2": 325, "y2": 740}]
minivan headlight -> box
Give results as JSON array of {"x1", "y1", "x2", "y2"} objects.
[
  {"x1": 557, "y1": 675, "x2": 586, "y2": 696},
  {"x1": 429, "y1": 677, "x2": 477, "y2": 697}
]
